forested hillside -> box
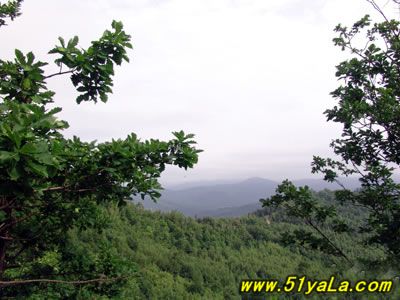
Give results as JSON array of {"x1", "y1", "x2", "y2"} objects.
[{"x1": 6, "y1": 200, "x2": 394, "y2": 299}]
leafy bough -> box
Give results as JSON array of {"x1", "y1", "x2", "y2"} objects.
[{"x1": 0, "y1": 4, "x2": 201, "y2": 294}]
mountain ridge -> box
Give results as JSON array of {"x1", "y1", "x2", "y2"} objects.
[{"x1": 135, "y1": 176, "x2": 364, "y2": 217}]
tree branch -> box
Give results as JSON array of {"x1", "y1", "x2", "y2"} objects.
[
  {"x1": 44, "y1": 70, "x2": 74, "y2": 79},
  {"x1": 0, "y1": 211, "x2": 41, "y2": 233},
  {"x1": 367, "y1": 0, "x2": 390, "y2": 22},
  {"x1": 306, "y1": 218, "x2": 353, "y2": 265},
  {"x1": 40, "y1": 186, "x2": 95, "y2": 193},
  {"x1": 0, "y1": 199, "x2": 16, "y2": 211},
  {"x1": 0, "y1": 276, "x2": 126, "y2": 287}
]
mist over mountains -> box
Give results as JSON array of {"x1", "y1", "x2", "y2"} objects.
[{"x1": 134, "y1": 177, "x2": 363, "y2": 217}]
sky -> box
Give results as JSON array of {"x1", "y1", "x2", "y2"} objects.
[{"x1": 1, "y1": 0, "x2": 397, "y2": 185}]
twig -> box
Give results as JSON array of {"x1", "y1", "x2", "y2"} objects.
[{"x1": 44, "y1": 70, "x2": 74, "y2": 79}]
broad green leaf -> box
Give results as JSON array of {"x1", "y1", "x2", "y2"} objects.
[
  {"x1": 58, "y1": 36, "x2": 65, "y2": 47},
  {"x1": 26, "y1": 160, "x2": 48, "y2": 177},
  {"x1": 20, "y1": 141, "x2": 48, "y2": 155},
  {"x1": 68, "y1": 36, "x2": 79, "y2": 49},
  {"x1": 9, "y1": 165, "x2": 21, "y2": 180},
  {"x1": 27, "y1": 52, "x2": 35, "y2": 64},
  {"x1": 15, "y1": 49, "x2": 25, "y2": 64},
  {"x1": 33, "y1": 152, "x2": 55, "y2": 166},
  {"x1": 22, "y1": 78, "x2": 31, "y2": 90},
  {"x1": 0, "y1": 151, "x2": 19, "y2": 162}
]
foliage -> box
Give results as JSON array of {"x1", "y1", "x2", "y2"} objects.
[
  {"x1": 0, "y1": 1, "x2": 201, "y2": 297},
  {"x1": 11, "y1": 202, "x2": 389, "y2": 299},
  {"x1": 0, "y1": 0, "x2": 22, "y2": 27},
  {"x1": 261, "y1": 0, "x2": 400, "y2": 268}
]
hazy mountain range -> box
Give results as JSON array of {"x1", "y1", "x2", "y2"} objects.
[{"x1": 133, "y1": 177, "x2": 364, "y2": 217}]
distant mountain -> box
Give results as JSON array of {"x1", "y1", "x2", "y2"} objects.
[
  {"x1": 135, "y1": 176, "x2": 368, "y2": 217},
  {"x1": 137, "y1": 177, "x2": 278, "y2": 217},
  {"x1": 166, "y1": 179, "x2": 241, "y2": 191}
]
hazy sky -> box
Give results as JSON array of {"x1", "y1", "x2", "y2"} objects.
[{"x1": 1, "y1": 0, "x2": 396, "y2": 185}]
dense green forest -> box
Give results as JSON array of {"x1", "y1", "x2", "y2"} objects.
[{"x1": 4, "y1": 193, "x2": 396, "y2": 299}]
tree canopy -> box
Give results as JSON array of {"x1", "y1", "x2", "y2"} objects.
[
  {"x1": 0, "y1": 0, "x2": 201, "y2": 295},
  {"x1": 262, "y1": 0, "x2": 400, "y2": 268}
]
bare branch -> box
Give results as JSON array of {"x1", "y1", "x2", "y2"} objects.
[
  {"x1": 40, "y1": 186, "x2": 95, "y2": 193},
  {"x1": 367, "y1": 0, "x2": 390, "y2": 22},
  {"x1": 306, "y1": 218, "x2": 353, "y2": 265},
  {"x1": 0, "y1": 199, "x2": 16, "y2": 211},
  {"x1": 0, "y1": 276, "x2": 126, "y2": 288},
  {"x1": 44, "y1": 70, "x2": 74, "y2": 79}
]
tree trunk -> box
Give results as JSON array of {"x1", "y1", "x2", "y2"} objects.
[
  {"x1": 0, "y1": 235, "x2": 7, "y2": 280},
  {"x1": 0, "y1": 197, "x2": 11, "y2": 280}
]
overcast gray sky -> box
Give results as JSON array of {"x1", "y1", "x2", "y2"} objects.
[{"x1": 1, "y1": 0, "x2": 396, "y2": 185}]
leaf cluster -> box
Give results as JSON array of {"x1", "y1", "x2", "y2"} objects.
[
  {"x1": 0, "y1": 0, "x2": 22, "y2": 27},
  {"x1": 263, "y1": 2, "x2": 400, "y2": 269},
  {"x1": 49, "y1": 20, "x2": 132, "y2": 103},
  {"x1": 0, "y1": 13, "x2": 201, "y2": 297}
]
